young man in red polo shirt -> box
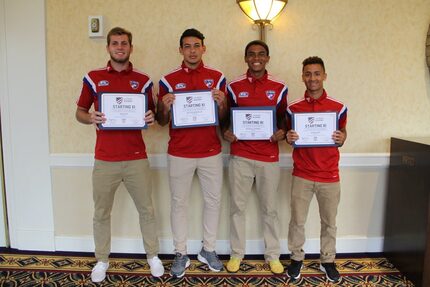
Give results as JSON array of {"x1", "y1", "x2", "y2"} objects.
[
  {"x1": 76, "y1": 27, "x2": 164, "y2": 282},
  {"x1": 286, "y1": 56, "x2": 347, "y2": 283},
  {"x1": 222, "y1": 40, "x2": 287, "y2": 274},
  {"x1": 156, "y1": 28, "x2": 227, "y2": 278}
]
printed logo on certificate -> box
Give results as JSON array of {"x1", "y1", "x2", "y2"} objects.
[
  {"x1": 292, "y1": 112, "x2": 338, "y2": 147},
  {"x1": 98, "y1": 92, "x2": 148, "y2": 130},
  {"x1": 231, "y1": 107, "x2": 276, "y2": 140},
  {"x1": 171, "y1": 90, "x2": 218, "y2": 129}
]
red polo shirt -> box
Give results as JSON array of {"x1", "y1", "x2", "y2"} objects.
[
  {"x1": 158, "y1": 61, "x2": 226, "y2": 158},
  {"x1": 227, "y1": 70, "x2": 288, "y2": 162},
  {"x1": 287, "y1": 90, "x2": 347, "y2": 182},
  {"x1": 77, "y1": 61, "x2": 155, "y2": 161}
]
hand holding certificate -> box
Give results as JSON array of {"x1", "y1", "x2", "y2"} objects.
[
  {"x1": 231, "y1": 107, "x2": 276, "y2": 140},
  {"x1": 171, "y1": 90, "x2": 218, "y2": 128},
  {"x1": 98, "y1": 93, "x2": 147, "y2": 130},
  {"x1": 292, "y1": 112, "x2": 338, "y2": 147}
]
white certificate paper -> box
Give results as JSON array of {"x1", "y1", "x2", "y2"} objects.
[
  {"x1": 231, "y1": 107, "x2": 276, "y2": 140},
  {"x1": 292, "y1": 112, "x2": 338, "y2": 147},
  {"x1": 98, "y1": 93, "x2": 147, "y2": 130},
  {"x1": 171, "y1": 90, "x2": 218, "y2": 128}
]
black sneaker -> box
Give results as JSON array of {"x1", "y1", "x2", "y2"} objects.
[
  {"x1": 286, "y1": 259, "x2": 303, "y2": 280},
  {"x1": 320, "y1": 262, "x2": 340, "y2": 282}
]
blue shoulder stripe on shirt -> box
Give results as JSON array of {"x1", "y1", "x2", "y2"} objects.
[
  {"x1": 218, "y1": 77, "x2": 226, "y2": 90},
  {"x1": 141, "y1": 81, "x2": 153, "y2": 94},
  {"x1": 338, "y1": 106, "x2": 347, "y2": 120},
  {"x1": 159, "y1": 78, "x2": 172, "y2": 94},
  {"x1": 276, "y1": 86, "x2": 288, "y2": 107},
  {"x1": 83, "y1": 76, "x2": 97, "y2": 96},
  {"x1": 227, "y1": 85, "x2": 238, "y2": 105}
]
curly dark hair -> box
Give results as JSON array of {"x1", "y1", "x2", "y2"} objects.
[{"x1": 302, "y1": 56, "x2": 325, "y2": 72}]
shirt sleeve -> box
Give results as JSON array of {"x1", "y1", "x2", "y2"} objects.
[
  {"x1": 219, "y1": 76, "x2": 227, "y2": 95},
  {"x1": 286, "y1": 106, "x2": 293, "y2": 130},
  {"x1": 157, "y1": 78, "x2": 170, "y2": 101},
  {"x1": 276, "y1": 85, "x2": 288, "y2": 120},
  {"x1": 145, "y1": 82, "x2": 155, "y2": 113},
  {"x1": 76, "y1": 80, "x2": 95, "y2": 110},
  {"x1": 339, "y1": 109, "x2": 347, "y2": 129},
  {"x1": 226, "y1": 84, "x2": 238, "y2": 108}
]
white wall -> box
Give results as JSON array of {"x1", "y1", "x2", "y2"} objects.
[{"x1": 0, "y1": 0, "x2": 54, "y2": 250}]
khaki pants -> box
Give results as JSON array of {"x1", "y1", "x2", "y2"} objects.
[
  {"x1": 288, "y1": 176, "x2": 340, "y2": 263},
  {"x1": 229, "y1": 156, "x2": 281, "y2": 261},
  {"x1": 168, "y1": 154, "x2": 223, "y2": 254},
  {"x1": 92, "y1": 159, "x2": 159, "y2": 262}
]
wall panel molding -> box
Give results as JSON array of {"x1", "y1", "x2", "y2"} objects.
[
  {"x1": 54, "y1": 236, "x2": 384, "y2": 255},
  {"x1": 50, "y1": 153, "x2": 390, "y2": 169}
]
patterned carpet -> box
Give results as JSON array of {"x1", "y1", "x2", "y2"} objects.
[{"x1": 0, "y1": 250, "x2": 415, "y2": 286}]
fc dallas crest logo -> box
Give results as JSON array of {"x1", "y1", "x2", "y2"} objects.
[
  {"x1": 204, "y1": 79, "x2": 214, "y2": 88},
  {"x1": 130, "y1": 81, "x2": 139, "y2": 90},
  {"x1": 266, "y1": 90, "x2": 275, "y2": 100}
]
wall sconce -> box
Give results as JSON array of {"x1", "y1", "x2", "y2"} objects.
[{"x1": 237, "y1": 0, "x2": 288, "y2": 42}]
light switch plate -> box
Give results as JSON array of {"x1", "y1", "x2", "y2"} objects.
[{"x1": 88, "y1": 16, "x2": 103, "y2": 38}]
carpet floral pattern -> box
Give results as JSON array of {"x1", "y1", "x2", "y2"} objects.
[{"x1": 0, "y1": 252, "x2": 414, "y2": 286}]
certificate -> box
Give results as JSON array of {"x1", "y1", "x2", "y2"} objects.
[
  {"x1": 98, "y1": 92, "x2": 147, "y2": 130},
  {"x1": 231, "y1": 107, "x2": 276, "y2": 140},
  {"x1": 292, "y1": 112, "x2": 338, "y2": 147},
  {"x1": 171, "y1": 90, "x2": 218, "y2": 128}
]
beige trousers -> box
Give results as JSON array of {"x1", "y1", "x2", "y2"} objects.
[
  {"x1": 288, "y1": 175, "x2": 341, "y2": 263},
  {"x1": 229, "y1": 156, "x2": 281, "y2": 261},
  {"x1": 92, "y1": 159, "x2": 159, "y2": 262},
  {"x1": 168, "y1": 154, "x2": 223, "y2": 254}
]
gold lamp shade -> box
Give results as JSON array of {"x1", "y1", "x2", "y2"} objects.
[{"x1": 237, "y1": 0, "x2": 288, "y2": 24}]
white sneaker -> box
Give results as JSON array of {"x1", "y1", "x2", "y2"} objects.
[
  {"x1": 91, "y1": 261, "x2": 109, "y2": 282},
  {"x1": 147, "y1": 256, "x2": 164, "y2": 277}
]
